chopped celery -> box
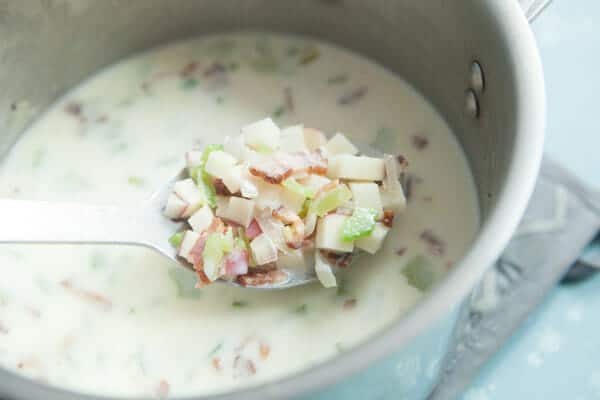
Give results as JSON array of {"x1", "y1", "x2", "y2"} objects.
[
  {"x1": 202, "y1": 232, "x2": 234, "y2": 281},
  {"x1": 283, "y1": 178, "x2": 316, "y2": 199},
  {"x1": 401, "y1": 255, "x2": 443, "y2": 291},
  {"x1": 190, "y1": 166, "x2": 217, "y2": 208},
  {"x1": 168, "y1": 231, "x2": 185, "y2": 248},
  {"x1": 310, "y1": 184, "x2": 352, "y2": 217},
  {"x1": 201, "y1": 144, "x2": 224, "y2": 164},
  {"x1": 254, "y1": 143, "x2": 273, "y2": 154},
  {"x1": 298, "y1": 199, "x2": 311, "y2": 219},
  {"x1": 341, "y1": 208, "x2": 378, "y2": 241}
]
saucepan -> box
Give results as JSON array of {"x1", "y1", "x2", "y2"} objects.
[{"x1": 0, "y1": 0, "x2": 547, "y2": 399}]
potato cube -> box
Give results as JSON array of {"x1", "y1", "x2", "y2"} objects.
[
  {"x1": 178, "y1": 230, "x2": 201, "y2": 263},
  {"x1": 327, "y1": 155, "x2": 385, "y2": 181},
  {"x1": 242, "y1": 118, "x2": 281, "y2": 151},
  {"x1": 188, "y1": 205, "x2": 214, "y2": 233},
  {"x1": 324, "y1": 133, "x2": 358, "y2": 156},
  {"x1": 350, "y1": 182, "x2": 383, "y2": 217},
  {"x1": 355, "y1": 223, "x2": 389, "y2": 254},
  {"x1": 204, "y1": 150, "x2": 237, "y2": 180},
  {"x1": 316, "y1": 214, "x2": 353, "y2": 252},
  {"x1": 222, "y1": 197, "x2": 255, "y2": 227},
  {"x1": 280, "y1": 125, "x2": 308, "y2": 152}
]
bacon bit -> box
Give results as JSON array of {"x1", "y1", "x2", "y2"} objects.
[
  {"x1": 422, "y1": 196, "x2": 433, "y2": 203},
  {"x1": 208, "y1": 217, "x2": 226, "y2": 234},
  {"x1": 396, "y1": 247, "x2": 407, "y2": 256},
  {"x1": 252, "y1": 263, "x2": 278, "y2": 272},
  {"x1": 211, "y1": 357, "x2": 222, "y2": 371},
  {"x1": 420, "y1": 230, "x2": 446, "y2": 256},
  {"x1": 319, "y1": 250, "x2": 353, "y2": 268},
  {"x1": 396, "y1": 154, "x2": 409, "y2": 170},
  {"x1": 204, "y1": 62, "x2": 227, "y2": 77},
  {"x1": 343, "y1": 298, "x2": 357, "y2": 310},
  {"x1": 273, "y1": 207, "x2": 305, "y2": 249},
  {"x1": 95, "y1": 115, "x2": 108, "y2": 124},
  {"x1": 315, "y1": 179, "x2": 340, "y2": 198},
  {"x1": 60, "y1": 280, "x2": 112, "y2": 310},
  {"x1": 155, "y1": 380, "x2": 170, "y2": 399},
  {"x1": 284, "y1": 87, "x2": 294, "y2": 112},
  {"x1": 259, "y1": 342, "x2": 271, "y2": 360},
  {"x1": 245, "y1": 219, "x2": 262, "y2": 239},
  {"x1": 233, "y1": 356, "x2": 256, "y2": 377},
  {"x1": 236, "y1": 269, "x2": 288, "y2": 287},
  {"x1": 195, "y1": 270, "x2": 211, "y2": 288},
  {"x1": 382, "y1": 209, "x2": 394, "y2": 228},
  {"x1": 64, "y1": 102, "x2": 82, "y2": 117},
  {"x1": 338, "y1": 86, "x2": 367, "y2": 105},
  {"x1": 249, "y1": 151, "x2": 327, "y2": 184},
  {"x1": 180, "y1": 61, "x2": 198, "y2": 77},
  {"x1": 213, "y1": 179, "x2": 232, "y2": 196},
  {"x1": 412, "y1": 135, "x2": 429, "y2": 150},
  {"x1": 224, "y1": 250, "x2": 249, "y2": 276},
  {"x1": 190, "y1": 232, "x2": 208, "y2": 265}
]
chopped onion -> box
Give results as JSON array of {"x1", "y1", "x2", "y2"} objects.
[
  {"x1": 315, "y1": 251, "x2": 337, "y2": 288},
  {"x1": 255, "y1": 209, "x2": 288, "y2": 253},
  {"x1": 381, "y1": 154, "x2": 406, "y2": 211}
]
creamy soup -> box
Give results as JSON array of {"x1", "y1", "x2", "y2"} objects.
[{"x1": 0, "y1": 33, "x2": 479, "y2": 398}]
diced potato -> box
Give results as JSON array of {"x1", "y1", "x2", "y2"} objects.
[
  {"x1": 277, "y1": 248, "x2": 312, "y2": 272},
  {"x1": 280, "y1": 125, "x2": 307, "y2": 152},
  {"x1": 324, "y1": 133, "x2": 358, "y2": 156},
  {"x1": 350, "y1": 182, "x2": 383, "y2": 217},
  {"x1": 304, "y1": 212, "x2": 318, "y2": 237},
  {"x1": 188, "y1": 205, "x2": 214, "y2": 233},
  {"x1": 223, "y1": 135, "x2": 246, "y2": 160},
  {"x1": 303, "y1": 127, "x2": 327, "y2": 151},
  {"x1": 222, "y1": 165, "x2": 243, "y2": 194},
  {"x1": 204, "y1": 150, "x2": 237, "y2": 180},
  {"x1": 242, "y1": 118, "x2": 281, "y2": 151},
  {"x1": 164, "y1": 193, "x2": 188, "y2": 219},
  {"x1": 178, "y1": 230, "x2": 200, "y2": 263},
  {"x1": 185, "y1": 150, "x2": 203, "y2": 168},
  {"x1": 215, "y1": 195, "x2": 229, "y2": 218},
  {"x1": 355, "y1": 223, "x2": 389, "y2": 254},
  {"x1": 315, "y1": 251, "x2": 337, "y2": 288},
  {"x1": 298, "y1": 174, "x2": 331, "y2": 193},
  {"x1": 222, "y1": 197, "x2": 255, "y2": 227},
  {"x1": 380, "y1": 186, "x2": 406, "y2": 212},
  {"x1": 316, "y1": 214, "x2": 353, "y2": 252},
  {"x1": 173, "y1": 179, "x2": 204, "y2": 217},
  {"x1": 250, "y1": 233, "x2": 278, "y2": 265},
  {"x1": 281, "y1": 184, "x2": 308, "y2": 213},
  {"x1": 327, "y1": 155, "x2": 385, "y2": 181}
]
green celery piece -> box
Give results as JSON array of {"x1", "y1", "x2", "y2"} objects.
[
  {"x1": 341, "y1": 208, "x2": 378, "y2": 241},
  {"x1": 283, "y1": 178, "x2": 316, "y2": 199},
  {"x1": 168, "y1": 231, "x2": 185, "y2": 248},
  {"x1": 201, "y1": 144, "x2": 224, "y2": 164},
  {"x1": 310, "y1": 184, "x2": 352, "y2": 217},
  {"x1": 401, "y1": 255, "x2": 443, "y2": 292},
  {"x1": 202, "y1": 232, "x2": 234, "y2": 281},
  {"x1": 298, "y1": 199, "x2": 310, "y2": 219},
  {"x1": 198, "y1": 170, "x2": 217, "y2": 208}
]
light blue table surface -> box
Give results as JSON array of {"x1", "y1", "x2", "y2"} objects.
[{"x1": 463, "y1": 1, "x2": 600, "y2": 399}]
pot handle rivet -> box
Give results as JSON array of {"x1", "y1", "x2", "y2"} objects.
[
  {"x1": 464, "y1": 89, "x2": 480, "y2": 119},
  {"x1": 470, "y1": 61, "x2": 485, "y2": 94}
]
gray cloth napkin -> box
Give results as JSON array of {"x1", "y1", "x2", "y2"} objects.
[{"x1": 429, "y1": 158, "x2": 600, "y2": 400}]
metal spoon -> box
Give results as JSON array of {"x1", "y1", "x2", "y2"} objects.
[{"x1": 0, "y1": 170, "x2": 318, "y2": 290}]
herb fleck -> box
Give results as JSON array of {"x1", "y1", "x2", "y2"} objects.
[
  {"x1": 299, "y1": 45, "x2": 320, "y2": 65},
  {"x1": 128, "y1": 307, "x2": 136, "y2": 315},
  {"x1": 182, "y1": 78, "x2": 199, "y2": 89},
  {"x1": 293, "y1": 304, "x2": 308, "y2": 314},
  {"x1": 127, "y1": 176, "x2": 145, "y2": 187},
  {"x1": 412, "y1": 134, "x2": 429, "y2": 150},
  {"x1": 372, "y1": 127, "x2": 394, "y2": 149},
  {"x1": 338, "y1": 86, "x2": 367, "y2": 105},
  {"x1": 336, "y1": 278, "x2": 349, "y2": 296},
  {"x1": 327, "y1": 73, "x2": 349, "y2": 85},
  {"x1": 228, "y1": 62, "x2": 239, "y2": 71},
  {"x1": 208, "y1": 342, "x2": 223, "y2": 357},
  {"x1": 335, "y1": 342, "x2": 345, "y2": 353},
  {"x1": 232, "y1": 300, "x2": 249, "y2": 308},
  {"x1": 90, "y1": 252, "x2": 106, "y2": 270},
  {"x1": 271, "y1": 105, "x2": 285, "y2": 119},
  {"x1": 420, "y1": 230, "x2": 446, "y2": 256},
  {"x1": 216, "y1": 96, "x2": 224, "y2": 104}
]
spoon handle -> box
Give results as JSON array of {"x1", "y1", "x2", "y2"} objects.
[{"x1": 0, "y1": 199, "x2": 152, "y2": 245}]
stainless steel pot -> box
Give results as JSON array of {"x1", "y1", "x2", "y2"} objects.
[{"x1": 0, "y1": 0, "x2": 547, "y2": 399}]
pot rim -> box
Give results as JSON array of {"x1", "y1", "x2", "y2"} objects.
[{"x1": 0, "y1": 1, "x2": 545, "y2": 399}]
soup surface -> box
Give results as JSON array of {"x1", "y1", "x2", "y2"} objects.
[{"x1": 0, "y1": 33, "x2": 478, "y2": 398}]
